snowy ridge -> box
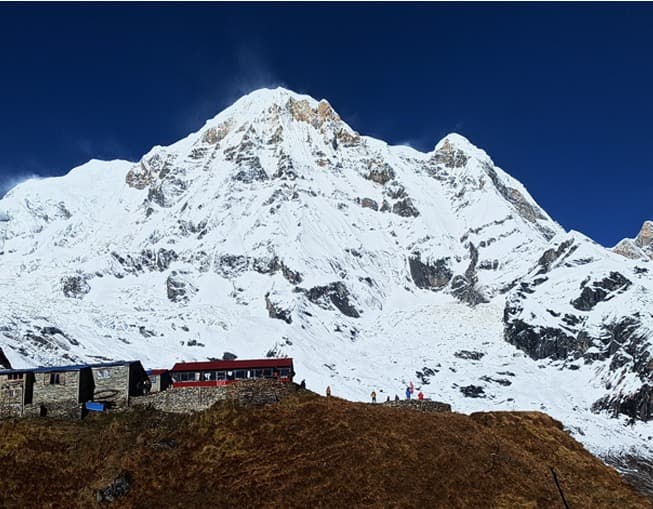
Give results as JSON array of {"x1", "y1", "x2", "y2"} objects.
[{"x1": 0, "y1": 87, "x2": 652, "y2": 462}]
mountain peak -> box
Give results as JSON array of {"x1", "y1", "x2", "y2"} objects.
[
  {"x1": 636, "y1": 220, "x2": 653, "y2": 248},
  {"x1": 613, "y1": 220, "x2": 653, "y2": 260},
  {"x1": 433, "y1": 133, "x2": 492, "y2": 164}
]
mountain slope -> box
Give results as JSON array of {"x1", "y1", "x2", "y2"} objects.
[
  {"x1": 0, "y1": 87, "x2": 652, "y2": 464},
  {"x1": 0, "y1": 392, "x2": 649, "y2": 508}
]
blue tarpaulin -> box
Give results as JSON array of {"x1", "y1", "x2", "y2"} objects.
[{"x1": 85, "y1": 401, "x2": 105, "y2": 412}]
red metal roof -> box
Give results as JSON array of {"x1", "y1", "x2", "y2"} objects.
[
  {"x1": 148, "y1": 369, "x2": 169, "y2": 375},
  {"x1": 170, "y1": 358, "x2": 293, "y2": 372}
]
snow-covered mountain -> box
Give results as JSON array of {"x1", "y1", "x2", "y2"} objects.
[{"x1": 0, "y1": 87, "x2": 651, "y2": 462}]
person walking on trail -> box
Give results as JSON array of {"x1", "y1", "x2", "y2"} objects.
[
  {"x1": 300, "y1": 379, "x2": 306, "y2": 389},
  {"x1": 405, "y1": 386, "x2": 411, "y2": 400},
  {"x1": 394, "y1": 394, "x2": 400, "y2": 401},
  {"x1": 418, "y1": 391, "x2": 424, "y2": 401},
  {"x1": 326, "y1": 385, "x2": 331, "y2": 397},
  {"x1": 371, "y1": 390, "x2": 377, "y2": 403}
]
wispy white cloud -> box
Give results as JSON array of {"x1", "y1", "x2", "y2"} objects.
[
  {"x1": 182, "y1": 45, "x2": 288, "y2": 131},
  {"x1": 72, "y1": 136, "x2": 130, "y2": 161},
  {"x1": 0, "y1": 172, "x2": 42, "y2": 197}
]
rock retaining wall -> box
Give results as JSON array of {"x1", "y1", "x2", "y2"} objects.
[
  {"x1": 131, "y1": 380, "x2": 298, "y2": 414},
  {"x1": 383, "y1": 399, "x2": 452, "y2": 413}
]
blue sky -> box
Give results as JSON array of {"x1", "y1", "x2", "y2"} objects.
[{"x1": 0, "y1": 2, "x2": 651, "y2": 246}]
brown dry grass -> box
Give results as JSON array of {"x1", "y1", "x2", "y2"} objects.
[{"x1": 0, "y1": 391, "x2": 649, "y2": 508}]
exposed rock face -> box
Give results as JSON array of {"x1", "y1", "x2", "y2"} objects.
[
  {"x1": 166, "y1": 272, "x2": 197, "y2": 303},
  {"x1": 433, "y1": 139, "x2": 469, "y2": 168},
  {"x1": 613, "y1": 239, "x2": 646, "y2": 260},
  {"x1": 636, "y1": 221, "x2": 653, "y2": 248},
  {"x1": 614, "y1": 221, "x2": 653, "y2": 260},
  {"x1": 504, "y1": 315, "x2": 584, "y2": 361},
  {"x1": 61, "y1": 275, "x2": 91, "y2": 298},
  {"x1": 214, "y1": 254, "x2": 302, "y2": 284},
  {"x1": 265, "y1": 292, "x2": 292, "y2": 324},
  {"x1": 359, "y1": 198, "x2": 379, "y2": 211},
  {"x1": 202, "y1": 121, "x2": 231, "y2": 145},
  {"x1": 571, "y1": 272, "x2": 632, "y2": 311},
  {"x1": 392, "y1": 198, "x2": 420, "y2": 217},
  {"x1": 595, "y1": 385, "x2": 653, "y2": 422},
  {"x1": 408, "y1": 254, "x2": 452, "y2": 290},
  {"x1": 484, "y1": 164, "x2": 556, "y2": 240},
  {"x1": 451, "y1": 244, "x2": 488, "y2": 306},
  {"x1": 365, "y1": 161, "x2": 395, "y2": 185},
  {"x1": 505, "y1": 234, "x2": 653, "y2": 421},
  {"x1": 460, "y1": 385, "x2": 486, "y2": 398},
  {"x1": 304, "y1": 282, "x2": 360, "y2": 318}
]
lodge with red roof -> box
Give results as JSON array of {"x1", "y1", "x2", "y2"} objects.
[{"x1": 169, "y1": 358, "x2": 294, "y2": 388}]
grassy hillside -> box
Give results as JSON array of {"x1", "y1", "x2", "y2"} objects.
[{"x1": 0, "y1": 390, "x2": 649, "y2": 508}]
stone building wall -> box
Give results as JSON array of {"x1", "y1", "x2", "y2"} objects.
[
  {"x1": 0, "y1": 376, "x2": 26, "y2": 417},
  {"x1": 23, "y1": 400, "x2": 84, "y2": 419},
  {"x1": 91, "y1": 365, "x2": 130, "y2": 409},
  {"x1": 149, "y1": 373, "x2": 172, "y2": 393},
  {"x1": 132, "y1": 380, "x2": 298, "y2": 414},
  {"x1": 29, "y1": 369, "x2": 85, "y2": 418},
  {"x1": 32, "y1": 370, "x2": 82, "y2": 403}
]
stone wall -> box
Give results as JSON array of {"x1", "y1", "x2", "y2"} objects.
[
  {"x1": 382, "y1": 399, "x2": 452, "y2": 413},
  {"x1": 132, "y1": 380, "x2": 297, "y2": 414},
  {"x1": 91, "y1": 365, "x2": 129, "y2": 409},
  {"x1": 23, "y1": 400, "x2": 84, "y2": 419},
  {"x1": 32, "y1": 370, "x2": 82, "y2": 405},
  {"x1": 0, "y1": 401, "x2": 22, "y2": 418},
  {"x1": 0, "y1": 376, "x2": 26, "y2": 417}
]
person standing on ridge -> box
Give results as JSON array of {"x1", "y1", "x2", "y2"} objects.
[
  {"x1": 371, "y1": 390, "x2": 377, "y2": 403},
  {"x1": 405, "y1": 386, "x2": 411, "y2": 400},
  {"x1": 418, "y1": 391, "x2": 424, "y2": 401},
  {"x1": 326, "y1": 385, "x2": 331, "y2": 397}
]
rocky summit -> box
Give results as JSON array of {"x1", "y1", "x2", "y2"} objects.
[{"x1": 0, "y1": 87, "x2": 652, "y2": 468}]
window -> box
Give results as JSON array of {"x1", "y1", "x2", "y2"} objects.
[
  {"x1": 234, "y1": 370, "x2": 246, "y2": 380},
  {"x1": 216, "y1": 371, "x2": 226, "y2": 380},
  {"x1": 7, "y1": 373, "x2": 23, "y2": 381},
  {"x1": 150, "y1": 375, "x2": 158, "y2": 383},
  {"x1": 263, "y1": 368, "x2": 273, "y2": 377},
  {"x1": 6, "y1": 388, "x2": 18, "y2": 398},
  {"x1": 48, "y1": 373, "x2": 63, "y2": 385},
  {"x1": 279, "y1": 368, "x2": 290, "y2": 377}
]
